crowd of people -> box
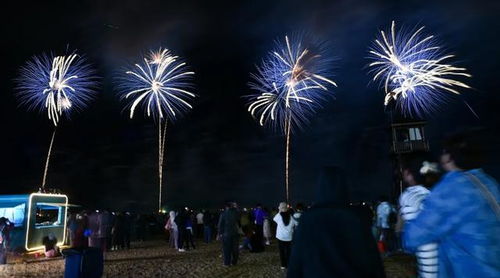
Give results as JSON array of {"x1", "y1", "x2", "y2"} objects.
[
  {"x1": 1, "y1": 133, "x2": 498, "y2": 277},
  {"x1": 194, "y1": 133, "x2": 498, "y2": 277},
  {"x1": 159, "y1": 201, "x2": 307, "y2": 269},
  {"x1": 64, "y1": 210, "x2": 135, "y2": 253}
]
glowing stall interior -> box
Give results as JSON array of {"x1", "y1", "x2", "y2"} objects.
[{"x1": 0, "y1": 193, "x2": 68, "y2": 251}]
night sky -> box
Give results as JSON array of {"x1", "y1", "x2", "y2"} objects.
[{"x1": 1, "y1": 0, "x2": 499, "y2": 212}]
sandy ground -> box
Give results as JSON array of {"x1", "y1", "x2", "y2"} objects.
[{"x1": 0, "y1": 240, "x2": 415, "y2": 278}]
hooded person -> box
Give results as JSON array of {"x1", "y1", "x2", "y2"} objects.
[
  {"x1": 287, "y1": 166, "x2": 386, "y2": 278},
  {"x1": 165, "y1": 211, "x2": 178, "y2": 249}
]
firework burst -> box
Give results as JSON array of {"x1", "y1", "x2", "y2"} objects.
[
  {"x1": 246, "y1": 35, "x2": 336, "y2": 202},
  {"x1": 117, "y1": 47, "x2": 195, "y2": 212},
  {"x1": 247, "y1": 35, "x2": 336, "y2": 133},
  {"x1": 117, "y1": 48, "x2": 195, "y2": 121},
  {"x1": 16, "y1": 52, "x2": 97, "y2": 126},
  {"x1": 15, "y1": 50, "x2": 98, "y2": 189},
  {"x1": 368, "y1": 21, "x2": 471, "y2": 117}
]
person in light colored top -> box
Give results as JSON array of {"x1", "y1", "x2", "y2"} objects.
[
  {"x1": 400, "y1": 161, "x2": 441, "y2": 278},
  {"x1": 165, "y1": 211, "x2": 178, "y2": 249},
  {"x1": 376, "y1": 200, "x2": 392, "y2": 229},
  {"x1": 263, "y1": 213, "x2": 272, "y2": 246},
  {"x1": 292, "y1": 203, "x2": 304, "y2": 229},
  {"x1": 273, "y1": 202, "x2": 298, "y2": 270},
  {"x1": 196, "y1": 211, "x2": 204, "y2": 239},
  {"x1": 376, "y1": 197, "x2": 396, "y2": 253}
]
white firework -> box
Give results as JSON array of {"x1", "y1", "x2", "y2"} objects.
[
  {"x1": 122, "y1": 48, "x2": 195, "y2": 120},
  {"x1": 43, "y1": 54, "x2": 79, "y2": 126},
  {"x1": 369, "y1": 21, "x2": 471, "y2": 113}
]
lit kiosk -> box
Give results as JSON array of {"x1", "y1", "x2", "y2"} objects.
[
  {"x1": 390, "y1": 120, "x2": 430, "y2": 195},
  {"x1": 0, "y1": 193, "x2": 68, "y2": 251}
]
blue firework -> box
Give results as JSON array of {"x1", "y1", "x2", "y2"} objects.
[
  {"x1": 246, "y1": 35, "x2": 336, "y2": 133},
  {"x1": 16, "y1": 51, "x2": 98, "y2": 126},
  {"x1": 368, "y1": 21, "x2": 471, "y2": 118},
  {"x1": 116, "y1": 48, "x2": 195, "y2": 122}
]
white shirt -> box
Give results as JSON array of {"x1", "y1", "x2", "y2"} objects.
[
  {"x1": 376, "y1": 201, "x2": 394, "y2": 229},
  {"x1": 273, "y1": 213, "x2": 297, "y2": 241},
  {"x1": 399, "y1": 185, "x2": 430, "y2": 221},
  {"x1": 196, "y1": 213, "x2": 204, "y2": 224},
  {"x1": 292, "y1": 212, "x2": 302, "y2": 226},
  {"x1": 399, "y1": 185, "x2": 438, "y2": 278}
]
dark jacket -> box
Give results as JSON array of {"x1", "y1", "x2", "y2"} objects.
[
  {"x1": 287, "y1": 167, "x2": 385, "y2": 278},
  {"x1": 218, "y1": 208, "x2": 240, "y2": 237},
  {"x1": 174, "y1": 210, "x2": 188, "y2": 229}
]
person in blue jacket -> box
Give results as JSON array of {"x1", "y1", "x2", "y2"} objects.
[{"x1": 404, "y1": 134, "x2": 500, "y2": 278}]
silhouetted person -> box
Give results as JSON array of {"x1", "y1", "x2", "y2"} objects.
[
  {"x1": 112, "y1": 213, "x2": 124, "y2": 250},
  {"x1": 123, "y1": 212, "x2": 132, "y2": 249},
  {"x1": 202, "y1": 211, "x2": 213, "y2": 243},
  {"x1": 135, "y1": 214, "x2": 147, "y2": 241},
  {"x1": 175, "y1": 208, "x2": 188, "y2": 252},
  {"x1": 42, "y1": 233, "x2": 59, "y2": 258},
  {"x1": 183, "y1": 216, "x2": 196, "y2": 250},
  {"x1": 0, "y1": 217, "x2": 14, "y2": 264},
  {"x1": 218, "y1": 202, "x2": 241, "y2": 266},
  {"x1": 253, "y1": 204, "x2": 266, "y2": 246},
  {"x1": 287, "y1": 166, "x2": 385, "y2": 278}
]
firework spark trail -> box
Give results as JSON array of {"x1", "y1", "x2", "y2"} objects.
[
  {"x1": 368, "y1": 21, "x2": 471, "y2": 117},
  {"x1": 247, "y1": 35, "x2": 336, "y2": 202},
  {"x1": 16, "y1": 51, "x2": 97, "y2": 189},
  {"x1": 118, "y1": 48, "x2": 195, "y2": 212},
  {"x1": 41, "y1": 129, "x2": 57, "y2": 189},
  {"x1": 285, "y1": 116, "x2": 291, "y2": 203},
  {"x1": 158, "y1": 120, "x2": 168, "y2": 212}
]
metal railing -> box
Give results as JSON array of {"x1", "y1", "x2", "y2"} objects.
[{"x1": 392, "y1": 140, "x2": 429, "y2": 154}]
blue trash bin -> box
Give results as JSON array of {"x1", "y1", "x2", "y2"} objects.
[{"x1": 62, "y1": 247, "x2": 103, "y2": 278}]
